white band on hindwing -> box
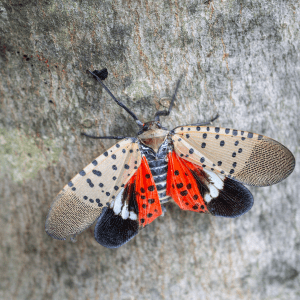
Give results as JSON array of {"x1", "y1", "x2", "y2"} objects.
[
  {"x1": 110, "y1": 188, "x2": 138, "y2": 221},
  {"x1": 203, "y1": 169, "x2": 225, "y2": 203}
]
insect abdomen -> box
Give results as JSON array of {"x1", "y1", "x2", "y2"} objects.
[{"x1": 145, "y1": 156, "x2": 171, "y2": 203}]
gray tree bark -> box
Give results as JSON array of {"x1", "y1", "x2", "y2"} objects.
[{"x1": 0, "y1": 0, "x2": 299, "y2": 299}]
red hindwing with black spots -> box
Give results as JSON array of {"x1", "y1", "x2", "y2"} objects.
[
  {"x1": 166, "y1": 151, "x2": 208, "y2": 213},
  {"x1": 135, "y1": 156, "x2": 163, "y2": 226}
]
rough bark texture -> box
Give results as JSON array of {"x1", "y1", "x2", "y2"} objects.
[{"x1": 0, "y1": 1, "x2": 299, "y2": 299}]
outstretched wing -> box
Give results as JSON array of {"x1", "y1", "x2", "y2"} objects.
[
  {"x1": 167, "y1": 151, "x2": 253, "y2": 218},
  {"x1": 94, "y1": 156, "x2": 163, "y2": 248},
  {"x1": 172, "y1": 126, "x2": 295, "y2": 186},
  {"x1": 45, "y1": 138, "x2": 141, "y2": 240}
]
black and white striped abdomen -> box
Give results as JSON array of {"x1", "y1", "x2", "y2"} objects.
[
  {"x1": 146, "y1": 155, "x2": 170, "y2": 203},
  {"x1": 147, "y1": 157, "x2": 171, "y2": 203},
  {"x1": 139, "y1": 138, "x2": 172, "y2": 204}
]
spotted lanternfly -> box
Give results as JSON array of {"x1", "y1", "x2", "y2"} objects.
[{"x1": 45, "y1": 70, "x2": 295, "y2": 248}]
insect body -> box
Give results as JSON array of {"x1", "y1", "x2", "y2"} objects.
[{"x1": 45, "y1": 71, "x2": 295, "y2": 248}]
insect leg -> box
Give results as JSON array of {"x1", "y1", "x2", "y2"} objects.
[
  {"x1": 190, "y1": 113, "x2": 219, "y2": 126},
  {"x1": 81, "y1": 133, "x2": 127, "y2": 140},
  {"x1": 154, "y1": 76, "x2": 182, "y2": 121},
  {"x1": 87, "y1": 70, "x2": 144, "y2": 127}
]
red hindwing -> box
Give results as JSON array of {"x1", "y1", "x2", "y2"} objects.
[
  {"x1": 166, "y1": 151, "x2": 209, "y2": 213},
  {"x1": 135, "y1": 156, "x2": 163, "y2": 227}
]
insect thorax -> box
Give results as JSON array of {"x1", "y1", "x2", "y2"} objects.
[{"x1": 138, "y1": 121, "x2": 169, "y2": 152}]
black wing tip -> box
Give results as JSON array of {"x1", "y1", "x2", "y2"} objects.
[
  {"x1": 94, "y1": 207, "x2": 139, "y2": 248},
  {"x1": 207, "y1": 178, "x2": 254, "y2": 218}
]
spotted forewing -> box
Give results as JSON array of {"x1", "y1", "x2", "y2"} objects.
[
  {"x1": 45, "y1": 138, "x2": 141, "y2": 240},
  {"x1": 172, "y1": 126, "x2": 294, "y2": 186}
]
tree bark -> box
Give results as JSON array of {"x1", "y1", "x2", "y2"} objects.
[{"x1": 0, "y1": 0, "x2": 299, "y2": 299}]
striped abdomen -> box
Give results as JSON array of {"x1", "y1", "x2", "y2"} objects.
[{"x1": 144, "y1": 154, "x2": 171, "y2": 204}]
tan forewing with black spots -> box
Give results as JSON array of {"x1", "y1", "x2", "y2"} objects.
[
  {"x1": 45, "y1": 138, "x2": 141, "y2": 240},
  {"x1": 172, "y1": 126, "x2": 295, "y2": 186}
]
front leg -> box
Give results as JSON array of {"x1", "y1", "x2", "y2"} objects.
[
  {"x1": 81, "y1": 133, "x2": 127, "y2": 140},
  {"x1": 189, "y1": 113, "x2": 219, "y2": 126}
]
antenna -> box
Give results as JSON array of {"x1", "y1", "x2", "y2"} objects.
[
  {"x1": 154, "y1": 76, "x2": 182, "y2": 121},
  {"x1": 88, "y1": 70, "x2": 143, "y2": 127}
]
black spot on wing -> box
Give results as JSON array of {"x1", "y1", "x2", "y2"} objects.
[
  {"x1": 87, "y1": 178, "x2": 94, "y2": 187},
  {"x1": 176, "y1": 183, "x2": 183, "y2": 189},
  {"x1": 92, "y1": 170, "x2": 102, "y2": 176},
  {"x1": 180, "y1": 190, "x2": 188, "y2": 196},
  {"x1": 207, "y1": 178, "x2": 253, "y2": 218},
  {"x1": 148, "y1": 185, "x2": 155, "y2": 192}
]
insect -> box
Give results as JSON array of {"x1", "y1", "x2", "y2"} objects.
[{"x1": 45, "y1": 70, "x2": 295, "y2": 248}]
